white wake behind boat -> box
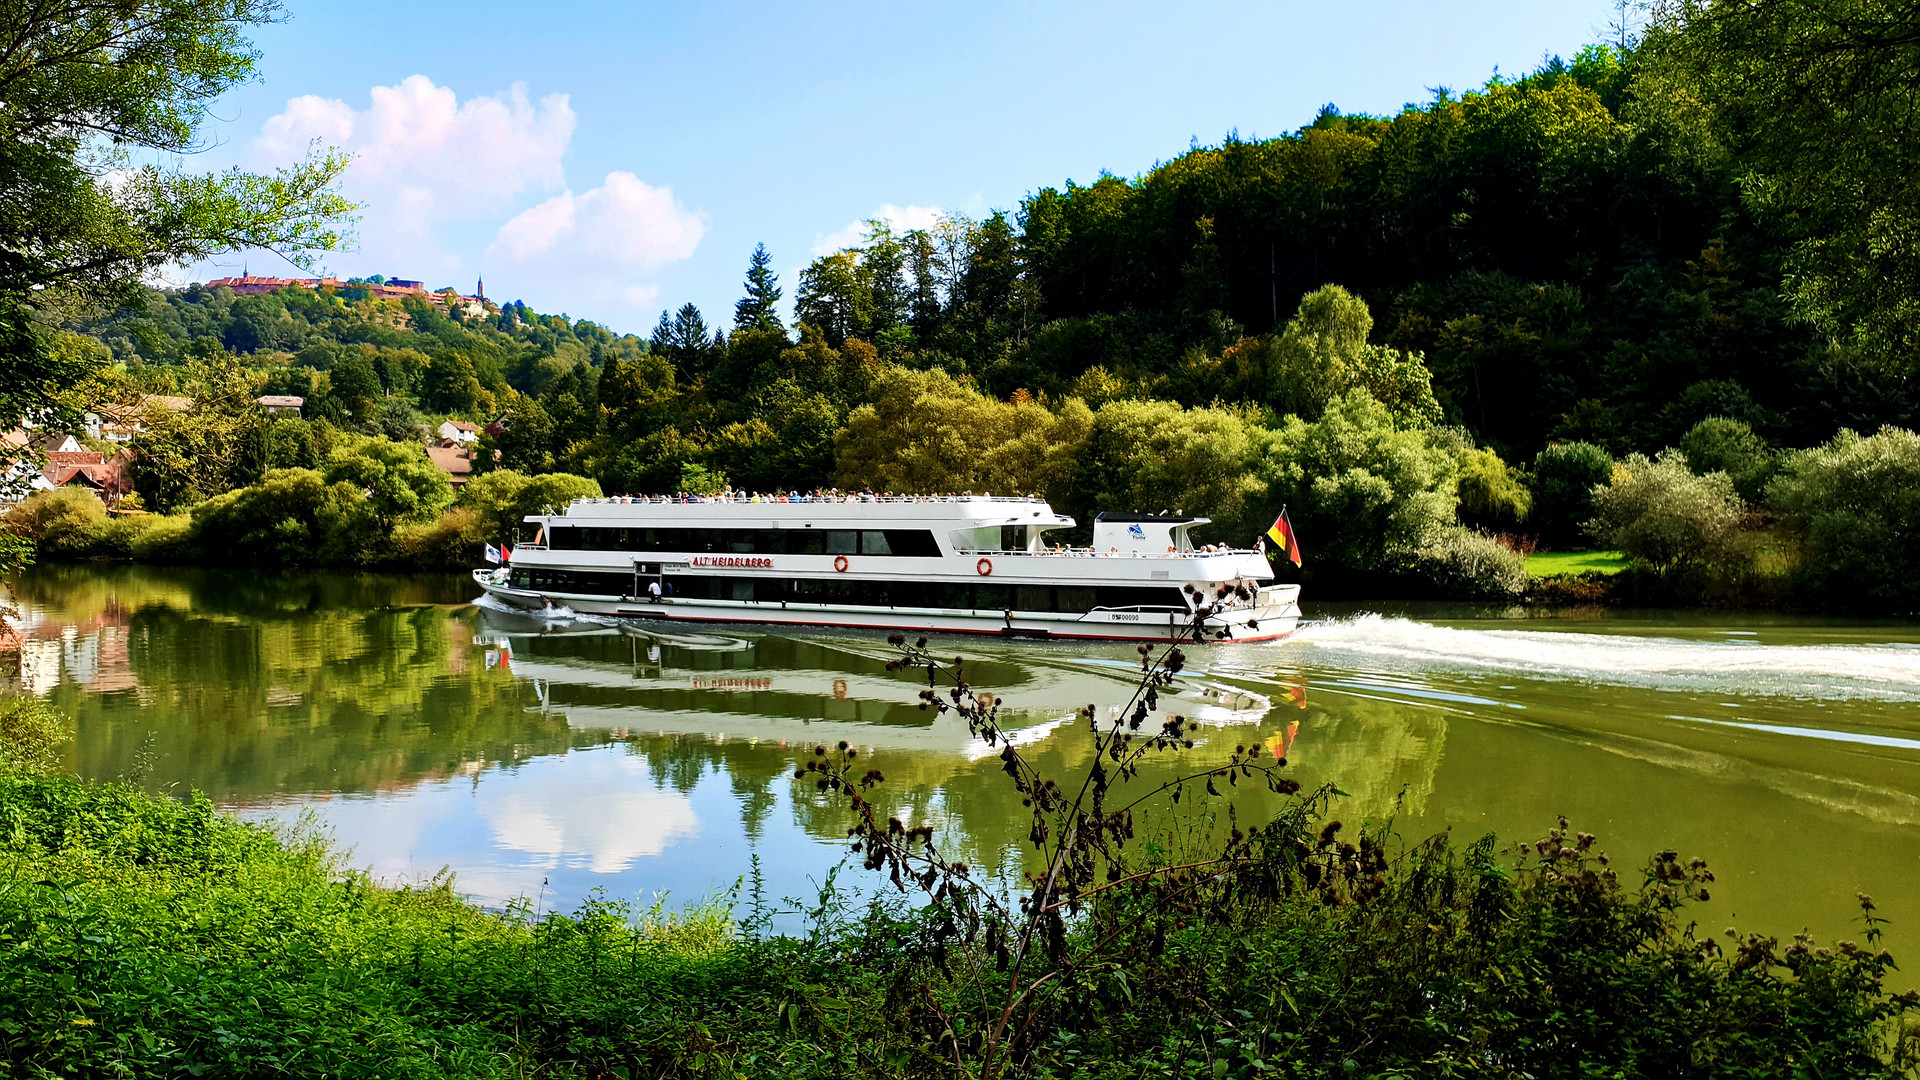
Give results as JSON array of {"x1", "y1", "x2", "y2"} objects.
[{"x1": 471, "y1": 494, "x2": 1301, "y2": 643}]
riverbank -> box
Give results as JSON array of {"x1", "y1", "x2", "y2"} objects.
[{"x1": 3, "y1": 769, "x2": 1913, "y2": 1079}]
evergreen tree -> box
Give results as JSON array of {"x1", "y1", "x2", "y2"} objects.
[
  {"x1": 652, "y1": 303, "x2": 717, "y2": 378},
  {"x1": 733, "y1": 243, "x2": 785, "y2": 334}
]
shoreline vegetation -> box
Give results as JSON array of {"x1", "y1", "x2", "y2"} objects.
[{"x1": 3, "y1": 646, "x2": 1917, "y2": 1079}]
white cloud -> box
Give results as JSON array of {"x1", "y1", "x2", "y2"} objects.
[
  {"x1": 485, "y1": 171, "x2": 705, "y2": 317},
  {"x1": 255, "y1": 75, "x2": 576, "y2": 274},
  {"x1": 811, "y1": 202, "x2": 947, "y2": 255}
]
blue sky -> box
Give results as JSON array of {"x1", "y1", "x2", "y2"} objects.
[{"x1": 186, "y1": 0, "x2": 1626, "y2": 335}]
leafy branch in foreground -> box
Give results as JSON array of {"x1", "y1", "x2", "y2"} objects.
[{"x1": 798, "y1": 628, "x2": 1316, "y2": 1079}]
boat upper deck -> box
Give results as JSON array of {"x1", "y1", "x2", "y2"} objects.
[{"x1": 545, "y1": 494, "x2": 1073, "y2": 530}]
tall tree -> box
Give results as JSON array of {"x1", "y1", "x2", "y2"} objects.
[
  {"x1": 651, "y1": 302, "x2": 717, "y2": 377},
  {"x1": 0, "y1": 0, "x2": 354, "y2": 430},
  {"x1": 1641, "y1": 0, "x2": 1920, "y2": 362},
  {"x1": 733, "y1": 243, "x2": 785, "y2": 334}
]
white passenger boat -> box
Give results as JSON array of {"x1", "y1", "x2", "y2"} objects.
[{"x1": 471, "y1": 495, "x2": 1301, "y2": 643}]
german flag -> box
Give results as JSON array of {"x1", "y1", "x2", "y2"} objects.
[{"x1": 1266, "y1": 508, "x2": 1303, "y2": 567}]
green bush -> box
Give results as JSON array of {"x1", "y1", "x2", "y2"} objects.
[
  {"x1": 1588, "y1": 449, "x2": 1745, "y2": 571},
  {"x1": 1681, "y1": 416, "x2": 1778, "y2": 503},
  {"x1": 1768, "y1": 425, "x2": 1920, "y2": 612},
  {"x1": 3, "y1": 487, "x2": 113, "y2": 557},
  {"x1": 1531, "y1": 441, "x2": 1615, "y2": 546},
  {"x1": 458, "y1": 469, "x2": 603, "y2": 545},
  {"x1": 1261, "y1": 389, "x2": 1459, "y2": 573},
  {"x1": 0, "y1": 697, "x2": 69, "y2": 774},
  {"x1": 391, "y1": 507, "x2": 484, "y2": 571},
  {"x1": 1404, "y1": 526, "x2": 1530, "y2": 599},
  {"x1": 125, "y1": 513, "x2": 194, "y2": 562},
  {"x1": 187, "y1": 467, "x2": 375, "y2": 567},
  {"x1": 1, "y1": 771, "x2": 1912, "y2": 1079},
  {"x1": 1455, "y1": 444, "x2": 1532, "y2": 530}
]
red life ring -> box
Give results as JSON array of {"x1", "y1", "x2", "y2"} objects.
[
  {"x1": 833, "y1": 554, "x2": 849, "y2": 572},
  {"x1": 977, "y1": 557, "x2": 993, "y2": 576}
]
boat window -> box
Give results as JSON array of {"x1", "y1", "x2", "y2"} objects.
[
  {"x1": 547, "y1": 527, "x2": 578, "y2": 550},
  {"x1": 826, "y1": 530, "x2": 857, "y2": 554},
  {"x1": 1054, "y1": 586, "x2": 1096, "y2": 613},
  {"x1": 1015, "y1": 585, "x2": 1051, "y2": 611},
  {"x1": 1000, "y1": 525, "x2": 1028, "y2": 551},
  {"x1": 974, "y1": 583, "x2": 1010, "y2": 609},
  {"x1": 859, "y1": 531, "x2": 891, "y2": 555},
  {"x1": 728, "y1": 579, "x2": 756, "y2": 601},
  {"x1": 785, "y1": 530, "x2": 825, "y2": 555},
  {"x1": 882, "y1": 530, "x2": 942, "y2": 557},
  {"x1": 1094, "y1": 585, "x2": 1189, "y2": 609}
]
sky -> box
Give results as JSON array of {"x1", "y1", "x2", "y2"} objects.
[{"x1": 179, "y1": 0, "x2": 1628, "y2": 336}]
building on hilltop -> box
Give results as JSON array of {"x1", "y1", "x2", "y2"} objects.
[
  {"x1": 256, "y1": 396, "x2": 304, "y2": 416},
  {"x1": 202, "y1": 274, "x2": 496, "y2": 315}
]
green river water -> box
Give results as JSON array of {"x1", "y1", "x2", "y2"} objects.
[{"x1": 6, "y1": 563, "x2": 1919, "y2": 953}]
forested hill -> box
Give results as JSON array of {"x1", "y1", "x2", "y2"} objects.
[{"x1": 70, "y1": 41, "x2": 1899, "y2": 476}]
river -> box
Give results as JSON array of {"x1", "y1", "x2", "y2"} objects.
[{"x1": 6, "y1": 563, "x2": 1919, "y2": 949}]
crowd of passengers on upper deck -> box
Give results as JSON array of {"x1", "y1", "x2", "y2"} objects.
[{"x1": 586, "y1": 487, "x2": 1037, "y2": 505}]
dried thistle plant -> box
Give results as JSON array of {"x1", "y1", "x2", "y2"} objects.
[{"x1": 795, "y1": 627, "x2": 1334, "y2": 1078}]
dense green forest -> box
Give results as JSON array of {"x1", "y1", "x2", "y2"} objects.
[{"x1": 20, "y1": 10, "x2": 1920, "y2": 608}]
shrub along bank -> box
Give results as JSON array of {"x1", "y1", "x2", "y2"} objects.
[
  {"x1": 0, "y1": 759, "x2": 1914, "y2": 1077},
  {"x1": 2, "y1": 468, "x2": 600, "y2": 573}
]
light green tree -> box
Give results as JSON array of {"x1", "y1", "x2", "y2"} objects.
[
  {"x1": 1587, "y1": 449, "x2": 1745, "y2": 571},
  {"x1": 1261, "y1": 390, "x2": 1461, "y2": 572},
  {"x1": 835, "y1": 368, "x2": 1091, "y2": 503},
  {"x1": 1224, "y1": 285, "x2": 1442, "y2": 424},
  {"x1": 323, "y1": 438, "x2": 454, "y2": 531}
]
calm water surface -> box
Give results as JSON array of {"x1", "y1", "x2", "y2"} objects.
[{"x1": 7, "y1": 564, "x2": 1920, "y2": 952}]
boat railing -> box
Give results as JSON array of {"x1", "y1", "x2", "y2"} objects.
[
  {"x1": 573, "y1": 494, "x2": 1048, "y2": 507},
  {"x1": 954, "y1": 546, "x2": 1263, "y2": 558}
]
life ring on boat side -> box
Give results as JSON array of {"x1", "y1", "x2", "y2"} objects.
[
  {"x1": 977, "y1": 557, "x2": 993, "y2": 576},
  {"x1": 833, "y1": 555, "x2": 849, "y2": 572}
]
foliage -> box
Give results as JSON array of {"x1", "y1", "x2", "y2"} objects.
[
  {"x1": 0, "y1": 0, "x2": 353, "y2": 454},
  {"x1": 0, "y1": 696, "x2": 70, "y2": 775},
  {"x1": 835, "y1": 368, "x2": 1092, "y2": 503},
  {"x1": 1073, "y1": 399, "x2": 1267, "y2": 540},
  {"x1": 1640, "y1": 0, "x2": 1920, "y2": 361},
  {"x1": 1588, "y1": 449, "x2": 1746, "y2": 571},
  {"x1": 734, "y1": 242, "x2": 785, "y2": 334},
  {"x1": 2, "y1": 487, "x2": 113, "y2": 558},
  {"x1": 1223, "y1": 285, "x2": 1442, "y2": 425},
  {"x1": 1768, "y1": 426, "x2": 1920, "y2": 613},
  {"x1": 321, "y1": 437, "x2": 454, "y2": 531},
  {"x1": 1261, "y1": 390, "x2": 1461, "y2": 574},
  {"x1": 186, "y1": 467, "x2": 373, "y2": 567},
  {"x1": 126, "y1": 359, "x2": 270, "y2": 513},
  {"x1": 1530, "y1": 441, "x2": 1616, "y2": 547},
  {"x1": 456, "y1": 469, "x2": 603, "y2": 545},
  {"x1": 1404, "y1": 526, "x2": 1531, "y2": 599},
  {"x1": 1681, "y1": 416, "x2": 1778, "y2": 504},
  {"x1": 1455, "y1": 444, "x2": 1533, "y2": 530}
]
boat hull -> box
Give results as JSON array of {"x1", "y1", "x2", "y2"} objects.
[{"x1": 473, "y1": 572, "x2": 1299, "y2": 644}]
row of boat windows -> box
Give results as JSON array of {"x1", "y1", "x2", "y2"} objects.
[
  {"x1": 545, "y1": 526, "x2": 944, "y2": 557},
  {"x1": 507, "y1": 569, "x2": 1191, "y2": 613}
]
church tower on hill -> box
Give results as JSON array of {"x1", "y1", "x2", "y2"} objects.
[{"x1": 476, "y1": 274, "x2": 485, "y2": 300}]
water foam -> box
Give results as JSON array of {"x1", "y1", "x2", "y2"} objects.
[{"x1": 1288, "y1": 614, "x2": 1920, "y2": 701}]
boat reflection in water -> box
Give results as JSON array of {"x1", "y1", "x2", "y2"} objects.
[{"x1": 473, "y1": 604, "x2": 1272, "y2": 762}]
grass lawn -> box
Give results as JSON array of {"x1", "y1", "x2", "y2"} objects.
[{"x1": 1527, "y1": 549, "x2": 1630, "y2": 577}]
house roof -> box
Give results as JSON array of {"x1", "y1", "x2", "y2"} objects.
[
  {"x1": 444, "y1": 420, "x2": 480, "y2": 432},
  {"x1": 256, "y1": 395, "x2": 305, "y2": 408},
  {"x1": 425, "y1": 445, "x2": 474, "y2": 477}
]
